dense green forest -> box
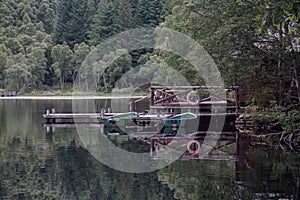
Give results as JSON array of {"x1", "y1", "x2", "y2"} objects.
[
  {"x1": 0, "y1": 0, "x2": 299, "y2": 107},
  {"x1": 0, "y1": 0, "x2": 165, "y2": 92}
]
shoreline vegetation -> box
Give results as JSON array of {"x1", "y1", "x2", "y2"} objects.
[
  {"x1": 0, "y1": 88, "x2": 148, "y2": 98},
  {"x1": 0, "y1": 89, "x2": 147, "y2": 99},
  {"x1": 0, "y1": 95, "x2": 146, "y2": 100},
  {"x1": 239, "y1": 105, "x2": 300, "y2": 146}
]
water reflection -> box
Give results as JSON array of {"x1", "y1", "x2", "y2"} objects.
[
  {"x1": 157, "y1": 139, "x2": 300, "y2": 199},
  {"x1": 1, "y1": 100, "x2": 300, "y2": 199},
  {"x1": 0, "y1": 100, "x2": 174, "y2": 199}
]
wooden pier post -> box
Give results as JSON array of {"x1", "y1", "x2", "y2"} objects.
[
  {"x1": 51, "y1": 108, "x2": 56, "y2": 123},
  {"x1": 150, "y1": 138, "x2": 155, "y2": 156},
  {"x1": 129, "y1": 102, "x2": 133, "y2": 112},
  {"x1": 46, "y1": 110, "x2": 50, "y2": 123},
  {"x1": 46, "y1": 126, "x2": 52, "y2": 134}
]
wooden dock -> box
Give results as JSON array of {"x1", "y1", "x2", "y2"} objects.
[
  {"x1": 0, "y1": 91, "x2": 16, "y2": 97},
  {"x1": 42, "y1": 112, "x2": 238, "y2": 123},
  {"x1": 42, "y1": 85, "x2": 242, "y2": 131},
  {"x1": 42, "y1": 110, "x2": 115, "y2": 123},
  {"x1": 43, "y1": 113, "x2": 102, "y2": 119}
]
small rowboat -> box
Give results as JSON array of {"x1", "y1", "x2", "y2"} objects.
[
  {"x1": 162, "y1": 112, "x2": 197, "y2": 136},
  {"x1": 102, "y1": 112, "x2": 138, "y2": 127},
  {"x1": 163, "y1": 112, "x2": 197, "y2": 127}
]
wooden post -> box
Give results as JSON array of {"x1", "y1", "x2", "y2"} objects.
[
  {"x1": 235, "y1": 132, "x2": 239, "y2": 158},
  {"x1": 233, "y1": 87, "x2": 238, "y2": 113},
  {"x1": 129, "y1": 102, "x2": 133, "y2": 112},
  {"x1": 134, "y1": 100, "x2": 138, "y2": 112},
  {"x1": 46, "y1": 110, "x2": 50, "y2": 123},
  {"x1": 150, "y1": 87, "x2": 154, "y2": 106},
  {"x1": 46, "y1": 126, "x2": 52, "y2": 134},
  {"x1": 150, "y1": 138, "x2": 155, "y2": 156},
  {"x1": 51, "y1": 108, "x2": 56, "y2": 123},
  {"x1": 107, "y1": 107, "x2": 111, "y2": 113}
]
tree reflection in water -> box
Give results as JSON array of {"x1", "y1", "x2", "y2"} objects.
[
  {"x1": 1, "y1": 100, "x2": 300, "y2": 199},
  {"x1": 157, "y1": 140, "x2": 300, "y2": 199},
  {"x1": 0, "y1": 136, "x2": 174, "y2": 199}
]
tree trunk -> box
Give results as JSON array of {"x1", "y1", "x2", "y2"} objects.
[
  {"x1": 85, "y1": 73, "x2": 89, "y2": 91},
  {"x1": 60, "y1": 75, "x2": 64, "y2": 91},
  {"x1": 292, "y1": 56, "x2": 300, "y2": 103}
]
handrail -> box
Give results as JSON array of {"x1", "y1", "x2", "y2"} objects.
[{"x1": 150, "y1": 86, "x2": 239, "y2": 89}]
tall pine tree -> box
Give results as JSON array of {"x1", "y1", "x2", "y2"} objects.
[
  {"x1": 53, "y1": 0, "x2": 94, "y2": 47},
  {"x1": 89, "y1": 0, "x2": 117, "y2": 46},
  {"x1": 134, "y1": 0, "x2": 164, "y2": 27},
  {"x1": 115, "y1": 0, "x2": 134, "y2": 32}
]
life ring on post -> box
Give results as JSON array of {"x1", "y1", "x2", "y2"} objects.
[
  {"x1": 187, "y1": 140, "x2": 201, "y2": 155},
  {"x1": 187, "y1": 91, "x2": 199, "y2": 105}
]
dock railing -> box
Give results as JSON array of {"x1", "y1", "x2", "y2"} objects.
[{"x1": 149, "y1": 86, "x2": 239, "y2": 114}]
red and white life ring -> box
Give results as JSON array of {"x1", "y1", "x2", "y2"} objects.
[
  {"x1": 187, "y1": 140, "x2": 201, "y2": 155},
  {"x1": 187, "y1": 91, "x2": 199, "y2": 105}
]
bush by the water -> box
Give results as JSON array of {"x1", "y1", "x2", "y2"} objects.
[{"x1": 253, "y1": 109, "x2": 300, "y2": 133}]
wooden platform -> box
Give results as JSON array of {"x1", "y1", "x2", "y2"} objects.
[
  {"x1": 42, "y1": 112, "x2": 238, "y2": 122},
  {"x1": 43, "y1": 112, "x2": 115, "y2": 123},
  {"x1": 43, "y1": 123, "x2": 102, "y2": 128},
  {"x1": 43, "y1": 113, "x2": 103, "y2": 119}
]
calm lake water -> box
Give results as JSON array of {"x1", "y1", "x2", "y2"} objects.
[{"x1": 0, "y1": 99, "x2": 300, "y2": 199}]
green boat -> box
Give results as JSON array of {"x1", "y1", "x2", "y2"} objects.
[
  {"x1": 161, "y1": 112, "x2": 197, "y2": 136},
  {"x1": 102, "y1": 112, "x2": 138, "y2": 127},
  {"x1": 163, "y1": 112, "x2": 197, "y2": 127}
]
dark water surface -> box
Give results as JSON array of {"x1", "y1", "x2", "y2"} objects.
[{"x1": 0, "y1": 100, "x2": 299, "y2": 199}]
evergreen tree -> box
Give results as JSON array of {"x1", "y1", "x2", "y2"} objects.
[
  {"x1": 53, "y1": 0, "x2": 94, "y2": 47},
  {"x1": 36, "y1": 0, "x2": 57, "y2": 34},
  {"x1": 89, "y1": 0, "x2": 117, "y2": 46},
  {"x1": 134, "y1": 0, "x2": 164, "y2": 27},
  {"x1": 115, "y1": 0, "x2": 134, "y2": 32}
]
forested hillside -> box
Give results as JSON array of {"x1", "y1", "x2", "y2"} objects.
[
  {"x1": 0, "y1": 0, "x2": 165, "y2": 92},
  {"x1": 0, "y1": 0, "x2": 299, "y2": 108}
]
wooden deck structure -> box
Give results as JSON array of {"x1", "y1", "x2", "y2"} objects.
[{"x1": 147, "y1": 86, "x2": 239, "y2": 114}]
